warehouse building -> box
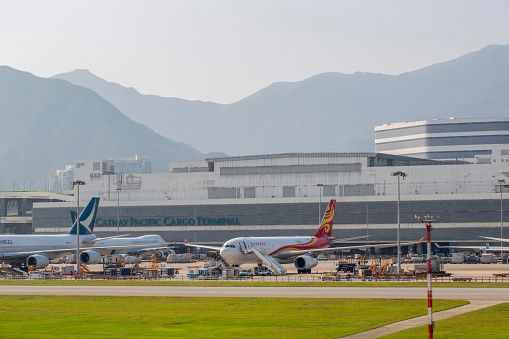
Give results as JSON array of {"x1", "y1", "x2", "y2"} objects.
[{"x1": 31, "y1": 151, "x2": 509, "y2": 248}]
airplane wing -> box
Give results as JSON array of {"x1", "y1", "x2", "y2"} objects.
[
  {"x1": 184, "y1": 243, "x2": 222, "y2": 251},
  {"x1": 82, "y1": 243, "x2": 174, "y2": 256},
  {"x1": 94, "y1": 234, "x2": 131, "y2": 241},
  {"x1": 274, "y1": 238, "x2": 424, "y2": 260},
  {"x1": 81, "y1": 234, "x2": 132, "y2": 246},
  {"x1": 479, "y1": 236, "x2": 509, "y2": 243},
  {"x1": 0, "y1": 243, "x2": 166, "y2": 263},
  {"x1": 332, "y1": 235, "x2": 370, "y2": 243},
  {"x1": 434, "y1": 243, "x2": 488, "y2": 251},
  {"x1": 0, "y1": 247, "x2": 85, "y2": 262},
  {"x1": 436, "y1": 242, "x2": 509, "y2": 252}
]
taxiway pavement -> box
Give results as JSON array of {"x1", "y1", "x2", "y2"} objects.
[{"x1": 1, "y1": 285, "x2": 508, "y2": 301}]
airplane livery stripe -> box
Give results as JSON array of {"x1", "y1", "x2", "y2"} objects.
[{"x1": 268, "y1": 236, "x2": 329, "y2": 256}]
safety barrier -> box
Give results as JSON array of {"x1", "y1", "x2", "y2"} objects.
[{"x1": 1, "y1": 274, "x2": 507, "y2": 283}]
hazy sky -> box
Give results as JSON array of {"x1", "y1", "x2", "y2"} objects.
[{"x1": 1, "y1": 1, "x2": 509, "y2": 104}]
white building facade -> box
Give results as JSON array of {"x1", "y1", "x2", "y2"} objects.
[
  {"x1": 32, "y1": 153, "x2": 509, "y2": 248},
  {"x1": 375, "y1": 117, "x2": 509, "y2": 161}
]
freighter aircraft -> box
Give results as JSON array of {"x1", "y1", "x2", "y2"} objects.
[
  {"x1": 186, "y1": 199, "x2": 422, "y2": 274},
  {"x1": 0, "y1": 197, "x2": 162, "y2": 268},
  {"x1": 435, "y1": 238, "x2": 509, "y2": 253},
  {"x1": 0, "y1": 197, "x2": 101, "y2": 268},
  {"x1": 69, "y1": 211, "x2": 172, "y2": 262}
]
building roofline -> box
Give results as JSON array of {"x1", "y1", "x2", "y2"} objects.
[
  {"x1": 205, "y1": 152, "x2": 469, "y2": 166},
  {"x1": 375, "y1": 117, "x2": 509, "y2": 131}
]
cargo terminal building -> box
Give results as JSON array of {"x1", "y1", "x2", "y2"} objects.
[{"x1": 31, "y1": 149, "x2": 509, "y2": 251}]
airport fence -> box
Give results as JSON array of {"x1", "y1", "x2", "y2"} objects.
[{"x1": 1, "y1": 273, "x2": 509, "y2": 284}]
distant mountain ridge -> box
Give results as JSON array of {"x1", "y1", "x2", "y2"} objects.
[
  {"x1": 54, "y1": 44, "x2": 509, "y2": 155},
  {"x1": 2, "y1": 44, "x2": 508, "y2": 188},
  {"x1": 0, "y1": 66, "x2": 221, "y2": 185}
]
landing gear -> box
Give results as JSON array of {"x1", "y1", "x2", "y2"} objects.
[{"x1": 298, "y1": 269, "x2": 312, "y2": 274}]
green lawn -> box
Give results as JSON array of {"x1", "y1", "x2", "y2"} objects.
[
  {"x1": 382, "y1": 303, "x2": 509, "y2": 339},
  {"x1": 0, "y1": 296, "x2": 466, "y2": 338}
]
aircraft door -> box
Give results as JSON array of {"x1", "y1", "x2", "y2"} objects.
[{"x1": 239, "y1": 241, "x2": 248, "y2": 253}]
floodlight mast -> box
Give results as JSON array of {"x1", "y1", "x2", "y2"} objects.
[
  {"x1": 316, "y1": 184, "x2": 324, "y2": 224},
  {"x1": 72, "y1": 180, "x2": 86, "y2": 274},
  {"x1": 392, "y1": 171, "x2": 406, "y2": 274},
  {"x1": 497, "y1": 179, "x2": 505, "y2": 252},
  {"x1": 116, "y1": 175, "x2": 122, "y2": 236}
]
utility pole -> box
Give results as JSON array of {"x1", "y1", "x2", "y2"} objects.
[
  {"x1": 417, "y1": 214, "x2": 439, "y2": 339},
  {"x1": 392, "y1": 171, "x2": 406, "y2": 274},
  {"x1": 316, "y1": 184, "x2": 324, "y2": 223},
  {"x1": 497, "y1": 179, "x2": 505, "y2": 251},
  {"x1": 73, "y1": 180, "x2": 85, "y2": 274},
  {"x1": 116, "y1": 175, "x2": 122, "y2": 236},
  {"x1": 116, "y1": 187, "x2": 122, "y2": 236}
]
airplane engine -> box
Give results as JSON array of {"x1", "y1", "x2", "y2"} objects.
[
  {"x1": 294, "y1": 255, "x2": 318, "y2": 273},
  {"x1": 27, "y1": 254, "x2": 50, "y2": 269},
  {"x1": 80, "y1": 250, "x2": 102, "y2": 265},
  {"x1": 154, "y1": 250, "x2": 165, "y2": 259}
]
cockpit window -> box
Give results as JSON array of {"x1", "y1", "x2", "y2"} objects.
[{"x1": 224, "y1": 244, "x2": 236, "y2": 248}]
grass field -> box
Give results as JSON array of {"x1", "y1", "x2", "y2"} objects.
[
  {"x1": 0, "y1": 280, "x2": 507, "y2": 337},
  {"x1": 382, "y1": 303, "x2": 509, "y2": 339},
  {"x1": 0, "y1": 296, "x2": 468, "y2": 338}
]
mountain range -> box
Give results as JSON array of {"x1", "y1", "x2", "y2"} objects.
[
  {"x1": 54, "y1": 44, "x2": 509, "y2": 155},
  {"x1": 0, "y1": 66, "x2": 222, "y2": 187},
  {"x1": 1, "y1": 44, "x2": 509, "y2": 189}
]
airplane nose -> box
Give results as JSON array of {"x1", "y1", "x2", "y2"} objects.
[{"x1": 220, "y1": 248, "x2": 230, "y2": 259}]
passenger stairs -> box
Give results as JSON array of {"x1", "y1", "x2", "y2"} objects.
[
  {"x1": 251, "y1": 247, "x2": 287, "y2": 276},
  {"x1": 206, "y1": 252, "x2": 230, "y2": 269}
]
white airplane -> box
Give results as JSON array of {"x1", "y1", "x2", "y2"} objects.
[
  {"x1": 79, "y1": 235, "x2": 173, "y2": 263},
  {"x1": 435, "y1": 239, "x2": 509, "y2": 253},
  {"x1": 0, "y1": 197, "x2": 101, "y2": 269},
  {"x1": 67, "y1": 211, "x2": 174, "y2": 264},
  {"x1": 186, "y1": 199, "x2": 422, "y2": 274},
  {"x1": 0, "y1": 197, "x2": 165, "y2": 269}
]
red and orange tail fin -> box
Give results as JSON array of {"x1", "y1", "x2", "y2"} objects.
[{"x1": 313, "y1": 199, "x2": 336, "y2": 238}]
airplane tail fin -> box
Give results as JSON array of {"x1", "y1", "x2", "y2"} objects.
[
  {"x1": 313, "y1": 199, "x2": 336, "y2": 238},
  {"x1": 67, "y1": 197, "x2": 100, "y2": 235},
  {"x1": 70, "y1": 210, "x2": 77, "y2": 224}
]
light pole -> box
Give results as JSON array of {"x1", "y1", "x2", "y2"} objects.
[
  {"x1": 316, "y1": 184, "x2": 324, "y2": 223},
  {"x1": 73, "y1": 180, "x2": 85, "y2": 274},
  {"x1": 392, "y1": 171, "x2": 407, "y2": 274},
  {"x1": 116, "y1": 187, "x2": 122, "y2": 236},
  {"x1": 497, "y1": 179, "x2": 505, "y2": 251}
]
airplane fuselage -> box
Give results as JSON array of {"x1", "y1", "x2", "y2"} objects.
[
  {"x1": 88, "y1": 235, "x2": 166, "y2": 255},
  {"x1": 219, "y1": 235, "x2": 330, "y2": 265},
  {"x1": 0, "y1": 234, "x2": 97, "y2": 261}
]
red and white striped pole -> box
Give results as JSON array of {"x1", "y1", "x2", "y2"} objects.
[
  {"x1": 417, "y1": 214, "x2": 438, "y2": 338},
  {"x1": 426, "y1": 221, "x2": 433, "y2": 339}
]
